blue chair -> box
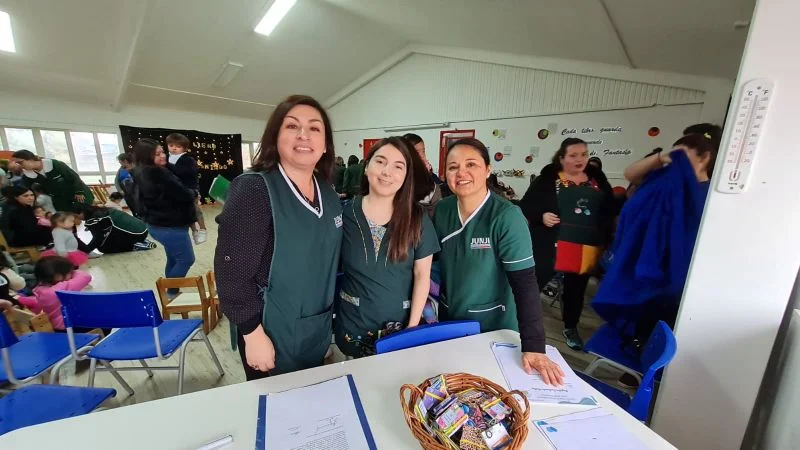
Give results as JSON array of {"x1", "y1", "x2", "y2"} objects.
[
  {"x1": 0, "y1": 384, "x2": 116, "y2": 436},
  {"x1": 0, "y1": 311, "x2": 99, "y2": 386},
  {"x1": 577, "y1": 321, "x2": 677, "y2": 421},
  {"x1": 375, "y1": 320, "x2": 480, "y2": 354},
  {"x1": 57, "y1": 290, "x2": 224, "y2": 396}
]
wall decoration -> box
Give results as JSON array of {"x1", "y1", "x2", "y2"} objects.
[
  {"x1": 599, "y1": 127, "x2": 623, "y2": 134},
  {"x1": 561, "y1": 128, "x2": 577, "y2": 136},
  {"x1": 648, "y1": 126, "x2": 661, "y2": 137},
  {"x1": 581, "y1": 127, "x2": 595, "y2": 133},
  {"x1": 438, "y1": 129, "x2": 475, "y2": 179},
  {"x1": 502, "y1": 145, "x2": 513, "y2": 155},
  {"x1": 525, "y1": 155, "x2": 533, "y2": 164},
  {"x1": 492, "y1": 129, "x2": 507, "y2": 139},
  {"x1": 537, "y1": 129, "x2": 549, "y2": 140},
  {"x1": 494, "y1": 152, "x2": 504, "y2": 162},
  {"x1": 362, "y1": 138, "x2": 381, "y2": 158},
  {"x1": 119, "y1": 125, "x2": 242, "y2": 203}
]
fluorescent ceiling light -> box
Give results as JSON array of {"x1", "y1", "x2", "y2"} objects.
[
  {"x1": 213, "y1": 61, "x2": 244, "y2": 87},
  {"x1": 0, "y1": 11, "x2": 15, "y2": 53},
  {"x1": 254, "y1": 0, "x2": 296, "y2": 37}
]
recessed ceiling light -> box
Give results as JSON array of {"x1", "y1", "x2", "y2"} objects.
[
  {"x1": 254, "y1": 0, "x2": 296, "y2": 37},
  {"x1": 0, "y1": 11, "x2": 15, "y2": 53}
]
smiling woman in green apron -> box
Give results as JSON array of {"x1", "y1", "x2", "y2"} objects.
[
  {"x1": 519, "y1": 138, "x2": 614, "y2": 351},
  {"x1": 12, "y1": 150, "x2": 94, "y2": 213},
  {"x1": 214, "y1": 95, "x2": 342, "y2": 379},
  {"x1": 335, "y1": 137, "x2": 439, "y2": 358},
  {"x1": 434, "y1": 138, "x2": 564, "y2": 386}
]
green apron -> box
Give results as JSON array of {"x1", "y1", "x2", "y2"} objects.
[
  {"x1": 23, "y1": 159, "x2": 94, "y2": 212},
  {"x1": 555, "y1": 175, "x2": 605, "y2": 246},
  {"x1": 433, "y1": 192, "x2": 534, "y2": 333},
  {"x1": 335, "y1": 196, "x2": 439, "y2": 357},
  {"x1": 252, "y1": 166, "x2": 343, "y2": 375}
]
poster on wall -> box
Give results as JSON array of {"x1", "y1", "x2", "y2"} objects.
[
  {"x1": 438, "y1": 129, "x2": 475, "y2": 179},
  {"x1": 119, "y1": 125, "x2": 243, "y2": 203}
]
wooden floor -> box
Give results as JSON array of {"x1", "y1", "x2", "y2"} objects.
[{"x1": 51, "y1": 205, "x2": 619, "y2": 409}]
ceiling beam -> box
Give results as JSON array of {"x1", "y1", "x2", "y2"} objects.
[
  {"x1": 598, "y1": 0, "x2": 636, "y2": 69},
  {"x1": 111, "y1": 0, "x2": 156, "y2": 112}
]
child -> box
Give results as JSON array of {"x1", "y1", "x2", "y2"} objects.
[
  {"x1": 40, "y1": 212, "x2": 90, "y2": 267},
  {"x1": 17, "y1": 256, "x2": 99, "y2": 332},
  {"x1": 33, "y1": 205, "x2": 52, "y2": 227},
  {"x1": 0, "y1": 252, "x2": 26, "y2": 305},
  {"x1": 31, "y1": 182, "x2": 56, "y2": 215},
  {"x1": 106, "y1": 192, "x2": 125, "y2": 210},
  {"x1": 166, "y1": 133, "x2": 207, "y2": 244}
]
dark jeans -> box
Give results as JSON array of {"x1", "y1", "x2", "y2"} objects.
[
  {"x1": 562, "y1": 273, "x2": 591, "y2": 329},
  {"x1": 98, "y1": 230, "x2": 149, "y2": 254},
  {"x1": 148, "y1": 226, "x2": 195, "y2": 295},
  {"x1": 237, "y1": 330, "x2": 270, "y2": 381}
]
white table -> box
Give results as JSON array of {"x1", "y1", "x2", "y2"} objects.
[{"x1": 0, "y1": 330, "x2": 676, "y2": 449}]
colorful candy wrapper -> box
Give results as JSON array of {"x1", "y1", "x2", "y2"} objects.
[
  {"x1": 481, "y1": 423, "x2": 512, "y2": 450},
  {"x1": 481, "y1": 397, "x2": 512, "y2": 422},
  {"x1": 423, "y1": 375, "x2": 448, "y2": 410},
  {"x1": 435, "y1": 400, "x2": 468, "y2": 437},
  {"x1": 460, "y1": 425, "x2": 490, "y2": 450}
]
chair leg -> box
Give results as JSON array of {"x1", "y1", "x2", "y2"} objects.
[
  {"x1": 139, "y1": 359, "x2": 154, "y2": 378},
  {"x1": 101, "y1": 361, "x2": 134, "y2": 396},
  {"x1": 202, "y1": 307, "x2": 210, "y2": 334},
  {"x1": 177, "y1": 342, "x2": 189, "y2": 395},
  {"x1": 201, "y1": 330, "x2": 224, "y2": 377},
  {"x1": 585, "y1": 357, "x2": 603, "y2": 376},
  {"x1": 88, "y1": 358, "x2": 98, "y2": 387},
  {"x1": 181, "y1": 312, "x2": 189, "y2": 319}
]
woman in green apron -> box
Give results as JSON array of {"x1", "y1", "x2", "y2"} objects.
[
  {"x1": 335, "y1": 137, "x2": 439, "y2": 358},
  {"x1": 12, "y1": 150, "x2": 94, "y2": 212},
  {"x1": 215, "y1": 95, "x2": 342, "y2": 378},
  {"x1": 434, "y1": 138, "x2": 564, "y2": 386},
  {"x1": 519, "y1": 138, "x2": 614, "y2": 351}
]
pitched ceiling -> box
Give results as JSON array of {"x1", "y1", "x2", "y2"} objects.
[{"x1": 0, "y1": 0, "x2": 754, "y2": 119}]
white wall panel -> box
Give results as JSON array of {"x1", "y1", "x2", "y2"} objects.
[{"x1": 330, "y1": 53, "x2": 705, "y2": 130}]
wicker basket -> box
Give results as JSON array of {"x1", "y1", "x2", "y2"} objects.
[{"x1": 400, "y1": 373, "x2": 530, "y2": 450}]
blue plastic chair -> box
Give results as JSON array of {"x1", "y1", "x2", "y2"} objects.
[
  {"x1": 0, "y1": 384, "x2": 116, "y2": 436},
  {"x1": 57, "y1": 290, "x2": 224, "y2": 396},
  {"x1": 578, "y1": 321, "x2": 677, "y2": 421},
  {"x1": 0, "y1": 311, "x2": 99, "y2": 386},
  {"x1": 375, "y1": 320, "x2": 481, "y2": 354}
]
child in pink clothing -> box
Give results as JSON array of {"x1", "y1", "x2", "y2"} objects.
[
  {"x1": 18, "y1": 256, "x2": 92, "y2": 331},
  {"x1": 40, "y1": 212, "x2": 89, "y2": 267}
]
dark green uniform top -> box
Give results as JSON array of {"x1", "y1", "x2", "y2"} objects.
[
  {"x1": 342, "y1": 163, "x2": 365, "y2": 197},
  {"x1": 333, "y1": 165, "x2": 347, "y2": 193},
  {"x1": 433, "y1": 191, "x2": 534, "y2": 332},
  {"x1": 335, "y1": 196, "x2": 440, "y2": 357},
  {"x1": 22, "y1": 158, "x2": 94, "y2": 213},
  {"x1": 252, "y1": 165, "x2": 343, "y2": 375}
]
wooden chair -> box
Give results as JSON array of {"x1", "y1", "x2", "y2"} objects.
[
  {"x1": 3, "y1": 308, "x2": 54, "y2": 335},
  {"x1": 205, "y1": 271, "x2": 222, "y2": 330},
  {"x1": 0, "y1": 230, "x2": 40, "y2": 263},
  {"x1": 155, "y1": 276, "x2": 215, "y2": 334}
]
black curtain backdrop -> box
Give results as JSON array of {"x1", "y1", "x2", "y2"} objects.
[{"x1": 119, "y1": 125, "x2": 243, "y2": 203}]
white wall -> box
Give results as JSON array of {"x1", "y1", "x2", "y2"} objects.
[
  {"x1": 334, "y1": 103, "x2": 701, "y2": 196},
  {"x1": 651, "y1": 0, "x2": 800, "y2": 448},
  {"x1": 0, "y1": 90, "x2": 265, "y2": 140}
]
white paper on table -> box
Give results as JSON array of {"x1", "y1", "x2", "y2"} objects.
[
  {"x1": 262, "y1": 375, "x2": 376, "y2": 450},
  {"x1": 491, "y1": 342, "x2": 597, "y2": 405},
  {"x1": 533, "y1": 407, "x2": 647, "y2": 450}
]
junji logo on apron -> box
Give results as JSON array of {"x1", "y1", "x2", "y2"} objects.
[
  {"x1": 470, "y1": 237, "x2": 492, "y2": 250},
  {"x1": 334, "y1": 214, "x2": 343, "y2": 228}
]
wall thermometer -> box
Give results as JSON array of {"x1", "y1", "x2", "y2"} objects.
[{"x1": 717, "y1": 78, "x2": 774, "y2": 194}]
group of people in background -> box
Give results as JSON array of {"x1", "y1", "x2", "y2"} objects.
[{"x1": 214, "y1": 93, "x2": 721, "y2": 387}]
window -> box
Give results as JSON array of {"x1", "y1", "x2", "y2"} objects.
[
  {"x1": 70, "y1": 131, "x2": 100, "y2": 172},
  {"x1": 98, "y1": 133, "x2": 120, "y2": 172},
  {"x1": 5, "y1": 127, "x2": 35, "y2": 150},
  {"x1": 40, "y1": 130, "x2": 73, "y2": 168},
  {"x1": 241, "y1": 143, "x2": 252, "y2": 170}
]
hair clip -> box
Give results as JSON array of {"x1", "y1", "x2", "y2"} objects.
[{"x1": 704, "y1": 132, "x2": 712, "y2": 139}]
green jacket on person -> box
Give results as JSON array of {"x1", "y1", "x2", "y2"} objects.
[
  {"x1": 333, "y1": 165, "x2": 346, "y2": 194},
  {"x1": 21, "y1": 158, "x2": 94, "y2": 213},
  {"x1": 342, "y1": 162, "x2": 364, "y2": 197}
]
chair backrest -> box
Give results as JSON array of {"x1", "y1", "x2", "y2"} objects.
[
  {"x1": 0, "y1": 312, "x2": 20, "y2": 349},
  {"x1": 375, "y1": 320, "x2": 481, "y2": 354},
  {"x1": 205, "y1": 272, "x2": 217, "y2": 300},
  {"x1": 58, "y1": 290, "x2": 163, "y2": 329},
  {"x1": 155, "y1": 276, "x2": 207, "y2": 308},
  {"x1": 629, "y1": 321, "x2": 677, "y2": 421}
]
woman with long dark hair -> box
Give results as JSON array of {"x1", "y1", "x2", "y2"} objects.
[
  {"x1": 519, "y1": 138, "x2": 614, "y2": 351},
  {"x1": 215, "y1": 95, "x2": 342, "y2": 378},
  {"x1": 0, "y1": 186, "x2": 52, "y2": 247},
  {"x1": 131, "y1": 138, "x2": 196, "y2": 295},
  {"x1": 434, "y1": 138, "x2": 563, "y2": 385},
  {"x1": 335, "y1": 137, "x2": 439, "y2": 358}
]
